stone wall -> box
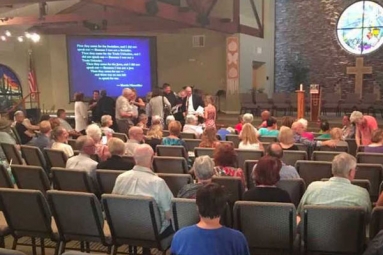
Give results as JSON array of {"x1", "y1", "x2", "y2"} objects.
[{"x1": 275, "y1": 0, "x2": 383, "y2": 99}]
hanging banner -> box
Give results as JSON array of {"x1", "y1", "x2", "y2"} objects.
[{"x1": 226, "y1": 36, "x2": 239, "y2": 95}]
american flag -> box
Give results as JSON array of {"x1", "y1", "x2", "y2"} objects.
[{"x1": 28, "y1": 54, "x2": 38, "y2": 95}]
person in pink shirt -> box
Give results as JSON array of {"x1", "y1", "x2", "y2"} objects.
[
  {"x1": 297, "y1": 118, "x2": 314, "y2": 141},
  {"x1": 350, "y1": 111, "x2": 378, "y2": 146}
]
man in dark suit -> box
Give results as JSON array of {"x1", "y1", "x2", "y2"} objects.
[
  {"x1": 95, "y1": 90, "x2": 117, "y2": 130},
  {"x1": 97, "y1": 138, "x2": 134, "y2": 170},
  {"x1": 182, "y1": 86, "x2": 205, "y2": 123}
]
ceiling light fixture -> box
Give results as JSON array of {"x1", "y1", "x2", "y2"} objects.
[
  {"x1": 1, "y1": 36, "x2": 6, "y2": 41},
  {"x1": 17, "y1": 36, "x2": 23, "y2": 42},
  {"x1": 5, "y1": 30, "x2": 11, "y2": 37}
]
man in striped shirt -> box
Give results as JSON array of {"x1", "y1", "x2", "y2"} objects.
[{"x1": 297, "y1": 153, "x2": 371, "y2": 217}]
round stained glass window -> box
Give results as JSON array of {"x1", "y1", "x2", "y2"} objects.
[{"x1": 337, "y1": 1, "x2": 383, "y2": 55}]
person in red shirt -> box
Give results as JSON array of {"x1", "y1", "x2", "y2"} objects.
[
  {"x1": 258, "y1": 110, "x2": 270, "y2": 129},
  {"x1": 234, "y1": 115, "x2": 243, "y2": 133},
  {"x1": 350, "y1": 111, "x2": 378, "y2": 146}
]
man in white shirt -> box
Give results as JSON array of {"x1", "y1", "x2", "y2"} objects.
[
  {"x1": 183, "y1": 115, "x2": 203, "y2": 138},
  {"x1": 115, "y1": 88, "x2": 136, "y2": 134},
  {"x1": 66, "y1": 136, "x2": 98, "y2": 185},
  {"x1": 113, "y1": 144, "x2": 174, "y2": 239},
  {"x1": 181, "y1": 86, "x2": 204, "y2": 121},
  {"x1": 125, "y1": 126, "x2": 144, "y2": 156}
]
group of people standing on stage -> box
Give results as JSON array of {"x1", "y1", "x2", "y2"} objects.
[{"x1": 73, "y1": 84, "x2": 216, "y2": 135}]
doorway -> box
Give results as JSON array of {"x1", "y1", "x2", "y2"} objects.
[{"x1": 252, "y1": 61, "x2": 266, "y2": 90}]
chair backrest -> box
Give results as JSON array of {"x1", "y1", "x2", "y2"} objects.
[
  {"x1": 295, "y1": 161, "x2": 333, "y2": 186},
  {"x1": 244, "y1": 160, "x2": 257, "y2": 190},
  {"x1": 183, "y1": 139, "x2": 201, "y2": 152},
  {"x1": 11, "y1": 165, "x2": 50, "y2": 194},
  {"x1": 282, "y1": 151, "x2": 307, "y2": 167},
  {"x1": 162, "y1": 130, "x2": 170, "y2": 137},
  {"x1": 121, "y1": 156, "x2": 135, "y2": 167},
  {"x1": 51, "y1": 167, "x2": 95, "y2": 193},
  {"x1": 295, "y1": 143, "x2": 308, "y2": 153},
  {"x1": 112, "y1": 133, "x2": 128, "y2": 142},
  {"x1": 0, "y1": 143, "x2": 23, "y2": 165},
  {"x1": 20, "y1": 145, "x2": 47, "y2": 169},
  {"x1": 345, "y1": 139, "x2": 357, "y2": 156},
  {"x1": 355, "y1": 163, "x2": 383, "y2": 201},
  {"x1": 172, "y1": 198, "x2": 199, "y2": 231},
  {"x1": 0, "y1": 188, "x2": 55, "y2": 239},
  {"x1": 212, "y1": 176, "x2": 244, "y2": 204},
  {"x1": 276, "y1": 179, "x2": 306, "y2": 207},
  {"x1": 235, "y1": 149, "x2": 264, "y2": 171},
  {"x1": 102, "y1": 194, "x2": 171, "y2": 251},
  {"x1": 318, "y1": 145, "x2": 349, "y2": 153},
  {"x1": 303, "y1": 205, "x2": 365, "y2": 254},
  {"x1": 194, "y1": 147, "x2": 214, "y2": 158},
  {"x1": 357, "y1": 146, "x2": 366, "y2": 153},
  {"x1": 156, "y1": 146, "x2": 187, "y2": 158},
  {"x1": 67, "y1": 139, "x2": 78, "y2": 150},
  {"x1": 234, "y1": 201, "x2": 296, "y2": 252},
  {"x1": 96, "y1": 170, "x2": 124, "y2": 194},
  {"x1": 259, "y1": 136, "x2": 277, "y2": 143},
  {"x1": 153, "y1": 156, "x2": 188, "y2": 174},
  {"x1": 312, "y1": 151, "x2": 341, "y2": 162},
  {"x1": 180, "y1": 132, "x2": 196, "y2": 139},
  {"x1": 44, "y1": 149, "x2": 67, "y2": 168},
  {"x1": 10, "y1": 127, "x2": 21, "y2": 145},
  {"x1": 47, "y1": 190, "x2": 107, "y2": 244},
  {"x1": 0, "y1": 164, "x2": 13, "y2": 188},
  {"x1": 370, "y1": 207, "x2": 383, "y2": 240},
  {"x1": 226, "y1": 135, "x2": 240, "y2": 148},
  {"x1": 157, "y1": 173, "x2": 193, "y2": 197},
  {"x1": 357, "y1": 152, "x2": 383, "y2": 165}
]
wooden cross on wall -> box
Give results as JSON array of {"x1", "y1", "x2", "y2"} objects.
[{"x1": 347, "y1": 57, "x2": 372, "y2": 98}]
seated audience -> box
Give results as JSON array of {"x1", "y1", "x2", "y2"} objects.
[
  {"x1": 258, "y1": 117, "x2": 279, "y2": 137},
  {"x1": 258, "y1": 110, "x2": 270, "y2": 129},
  {"x1": 100, "y1": 115, "x2": 115, "y2": 137},
  {"x1": 0, "y1": 118, "x2": 17, "y2": 165},
  {"x1": 281, "y1": 116, "x2": 295, "y2": 128},
  {"x1": 14, "y1": 111, "x2": 34, "y2": 144},
  {"x1": 327, "y1": 128, "x2": 349, "y2": 148},
  {"x1": 265, "y1": 143, "x2": 300, "y2": 179},
  {"x1": 51, "y1": 126, "x2": 74, "y2": 158},
  {"x1": 86, "y1": 124, "x2": 110, "y2": 161},
  {"x1": 162, "y1": 121, "x2": 187, "y2": 150},
  {"x1": 239, "y1": 123, "x2": 263, "y2": 151},
  {"x1": 363, "y1": 230, "x2": 383, "y2": 255},
  {"x1": 136, "y1": 113, "x2": 148, "y2": 128},
  {"x1": 66, "y1": 136, "x2": 98, "y2": 185},
  {"x1": 297, "y1": 153, "x2": 371, "y2": 216},
  {"x1": 297, "y1": 118, "x2": 314, "y2": 141},
  {"x1": 199, "y1": 128, "x2": 220, "y2": 148},
  {"x1": 244, "y1": 156, "x2": 291, "y2": 203},
  {"x1": 178, "y1": 156, "x2": 215, "y2": 198},
  {"x1": 151, "y1": 115, "x2": 162, "y2": 126},
  {"x1": 213, "y1": 143, "x2": 246, "y2": 187},
  {"x1": 113, "y1": 144, "x2": 174, "y2": 242},
  {"x1": 171, "y1": 183, "x2": 250, "y2": 255},
  {"x1": 56, "y1": 109, "x2": 80, "y2": 137},
  {"x1": 165, "y1": 115, "x2": 175, "y2": 130},
  {"x1": 350, "y1": 111, "x2": 378, "y2": 146},
  {"x1": 234, "y1": 115, "x2": 243, "y2": 133},
  {"x1": 30, "y1": 120, "x2": 53, "y2": 151},
  {"x1": 342, "y1": 114, "x2": 355, "y2": 139},
  {"x1": 216, "y1": 127, "x2": 231, "y2": 141},
  {"x1": 50, "y1": 117, "x2": 61, "y2": 129},
  {"x1": 146, "y1": 124, "x2": 163, "y2": 151},
  {"x1": 242, "y1": 113, "x2": 257, "y2": 131},
  {"x1": 292, "y1": 121, "x2": 335, "y2": 149},
  {"x1": 183, "y1": 115, "x2": 203, "y2": 138},
  {"x1": 278, "y1": 126, "x2": 298, "y2": 150},
  {"x1": 97, "y1": 138, "x2": 134, "y2": 170},
  {"x1": 364, "y1": 129, "x2": 383, "y2": 153},
  {"x1": 317, "y1": 120, "x2": 331, "y2": 139},
  {"x1": 125, "y1": 126, "x2": 144, "y2": 156}
]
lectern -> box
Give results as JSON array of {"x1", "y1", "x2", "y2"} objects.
[
  {"x1": 310, "y1": 84, "x2": 321, "y2": 121},
  {"x1": 296, "y1": 89, "x2": 305, "y2": 119}
]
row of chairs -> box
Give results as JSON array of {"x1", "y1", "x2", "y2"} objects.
[{"x1": 0, "y1": 186, "x2": 381, "y2": 255}]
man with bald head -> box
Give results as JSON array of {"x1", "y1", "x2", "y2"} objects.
[
  {"x1": 113, "y1": 144, "x2": 174, "y2": 250},
  {"x1": 30, "y1": 120, "x2": 53, "y2": 151},
  {"x1": 258, "y1": 110, "x2": 270, "y2": 129},
  {"x1": 265, "y1": 143, "x2": 300, "y2": 179},
  {"x1": 115, "y1": 88, "x2": 137, "y2": 134},
  {"x1": 66, "y1": 135, "x2": 98, "y2": 180},
  {"x1": 292, "y1": 121, "x2": 335, "y2": 149},
  {"x1": 181, "y1": 86, "x2": 204, "y2": 122},
  {"x1": 125, "y1": 126, "x2": 144, "y2": 156}
]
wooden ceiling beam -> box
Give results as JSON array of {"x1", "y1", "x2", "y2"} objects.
[{"x1": 83, "y1": 0, "x2": 237, "y2": 34}]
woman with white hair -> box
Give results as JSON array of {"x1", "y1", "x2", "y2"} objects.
[
  {"x1": 86, "y1": 124, "x2": 110, "y2": 161},
  {"x1": 183, "y1": 115, "x2": 203, "y2": 138},
  {"x1": 51, "y1": 126, "x2": 74, "y2": 158},
  {"x1": 100, "y1": 115, "x2": 115, "y2": 137},
  {"x1": 177, "y1": 156, "x2": 215, "y2": 198},
  {"x1": 297, "y1": 118, "x2": 314, "y2": 141}
]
